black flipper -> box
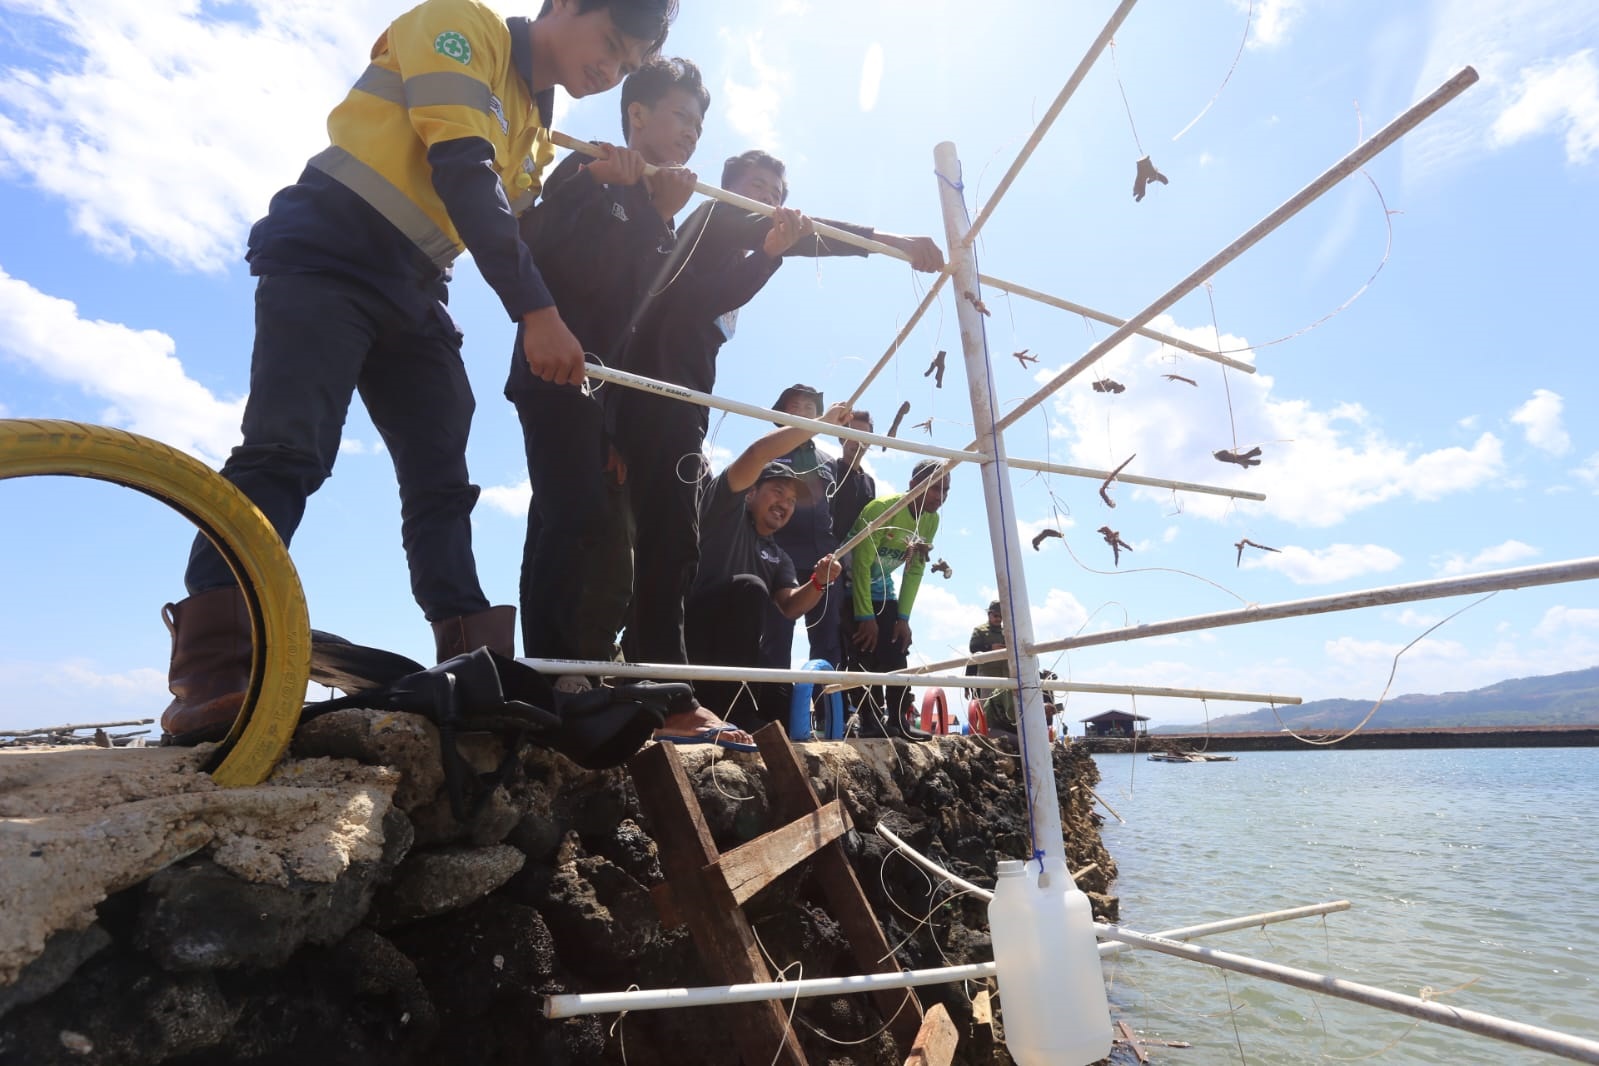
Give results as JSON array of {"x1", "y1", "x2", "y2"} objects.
[{"x1": 308, "y1": 630, "x2": 425, "y2": 695}]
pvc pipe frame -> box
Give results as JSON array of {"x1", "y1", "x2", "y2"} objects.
[
  {"x1": 542, "y1": 902, "x2": 1351, "y2": 1019},
  {"x1": 551, "y1": 126, "x2": 1249, "y2": 381},
  {"x1": 936, "y1": 139, "x2": 1066, "y2": 864},
  {"x1": 518, "y1": 654, "x2": 1296, "y2": 706},
  {"x1": 585, "y1": 362, "x2": 1261, "y2": 503},
  {"x1": 903, "y1": 554, "x2": 1599, "y2": 676},
  {"x1": 989, "y1": 66, "x2": 1481, "y2": 436}
]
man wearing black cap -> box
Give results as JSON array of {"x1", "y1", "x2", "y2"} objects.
[
  {"x1": 758, "y1": 384, "x2": 843, "y2": 675},
  {"x1": 678, "y1": 402, "x2": 850, "y2": 735},
  {"x1": 968, "y1": 600, "x2": 1014, "y2": 732}
]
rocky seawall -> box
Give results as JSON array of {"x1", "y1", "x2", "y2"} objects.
[{"x1": 0, "y1": 717, "x2": 1114, "y2": 1066}]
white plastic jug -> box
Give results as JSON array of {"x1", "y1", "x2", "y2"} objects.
[{"x1": 987, "y1": 856, "x2": 1112, "y2": 1065}]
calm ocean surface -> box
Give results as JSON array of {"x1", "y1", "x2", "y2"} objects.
[{"x1": 1090, "y1": 747, "x2": 1599, "y2": 1064}]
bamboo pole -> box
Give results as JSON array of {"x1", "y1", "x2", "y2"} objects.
[
  {"x1": 987, "y1": 66, "x2": 1480, "y2": 436},
  {"x1": 1083, "y1": 783, "x2": 1126, "y2": 825},
  {"x1": 1026, "y1": 556, "x2": 1599, "y2": 656},
  {"x1": 1097, "y1": 925, "x2": 1599, "y2": 1063},
  {"x1": 543, "y1": 903, "x2": 1349, "y2": 1019},
  {"x1": 0, "y1": 718, "x2": 154, "y2": 736}
]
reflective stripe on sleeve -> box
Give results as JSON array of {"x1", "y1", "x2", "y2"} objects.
[
  {"x1": 404, "y1": 70, "x2": 494, "y2": 113},
  {"x1": 352, "y1": 64, "x2": 405, "y2": 105},
  {"x1": 306, "y1": 145, "x2": 459, "y2": 269}
]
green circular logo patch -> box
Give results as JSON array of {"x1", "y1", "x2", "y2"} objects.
[{"x1": 433, "y1": 30, "x2": 472, "y2": 65}]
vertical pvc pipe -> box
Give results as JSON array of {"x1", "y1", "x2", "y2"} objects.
[{"x1": 933, "y1": 142, "x2": 1065, "y2": 860}]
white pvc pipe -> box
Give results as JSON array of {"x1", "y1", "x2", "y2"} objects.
[
  {"x1": 541, "y1": 906, "x2": 1348, "y2": 1019},
  {"x1": 935, "y1": 139, "x2": 1065, "y2": 864},
  {"x1": 1097, "y1": 925, "x2": 1599, "y2": 1063},
  {"x1": 586, "y1": 362, "x2": 1261, "y2": 503},
  {"x1": 1028, "y1": 555, "x2": 1599, "y2": 656},
  {"x1": 989, "y1": 66, "x2": 1480, "y2": 436},
  {"x1": 584, "y1": 364, "x2": 987, "y2": 464},
  {"x1": 1096, "y1": 901, "x2": 1351, "y2": 958}
]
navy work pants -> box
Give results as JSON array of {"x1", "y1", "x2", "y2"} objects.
[
  {"x1": 512, "y1": 378, "x2": 633, "y2": 662},
  {"x1": 614, "y1": 389, "x2": 708, "y2": 666},
  {"x1": 185, "y1": 273, "x2": 488, "y2": 622}
]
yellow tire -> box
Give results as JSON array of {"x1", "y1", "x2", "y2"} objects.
[{"x1": 0, "y1": 419, "x2": 309, "y2": 786}]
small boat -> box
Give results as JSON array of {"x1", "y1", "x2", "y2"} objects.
[{"x1": 1147, "y1": 751, "x2": 1237, "y2": 763}]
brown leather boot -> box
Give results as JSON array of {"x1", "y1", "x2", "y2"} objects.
[
  {"x1": 431, "y1": 605, "x2": 516, "y2": 662},
  {"x1": 161, "y1": 587, "x2": 253, "y2": 744}
]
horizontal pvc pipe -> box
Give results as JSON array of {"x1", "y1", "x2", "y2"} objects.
[
  {"x1": 1096, "y1": 901, "x2": 1351, "y2": 958},
  {"x1": 519, "y1": 656, "x2": 997, "y2": 692},
  {"x1": 823, "y1": 675, "x2": 1303, "y2": 706},
  {"x1": 584, "y1": 364, "x2": 988, "y2": 465},
  {"x1": 975, "y1": 273, "x2": 1257, "y2": 373},
  {"x1": 586, "y1": 362, "x2": 1260, "y2": 503},
  {"x1": 1097, "y1": 925, "x2": 1599, "y2": 1063},
  {"x1": 542, "y1": 905, "x2": 1354, "y2": 1019},
  {"x1": 1005, "y1": 453, "x2": 1266, "y2": 501},
  {"x1": 1027, "y1": 556, "x2": 1599, "y2": 656}
]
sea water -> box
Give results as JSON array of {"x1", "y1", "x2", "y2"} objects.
[{"x1": 1090, "y1": 747, "x2": 1599, "y2": 1064}]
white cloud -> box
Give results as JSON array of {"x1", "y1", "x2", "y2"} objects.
[
  {"x1": 1436, "y1": 539, "x2": 1539, "y2": 577},
  {"x1": 858, "y1": 43, "x2": 884, "y2": 113},
  {"x1": 1509, "y1": 389, "x2": 1571, "y2": 455},
  {"x1": 1043, "y1": 315, "x2": 1505, "y2": 527},
  {"x1": 338, "y1": 438, "x2": 385, "y2": 456},
  {"x1": 1030, "y1": 586, "x2": 1090, "y2": 642},
  {"x1": 1237, "y1": 0, "x2": 1306, "y2": 49},
  {"x1": 0, "y1": 1, "x2": 391, "y2": 271},
  {"x1": 1406, "y1": 0, "x2": 1599, "y2": 178},
  {"x1": 1575, "y1": 453, "x2": 1599, "y2": 491},
  {"x1": 1395, "y1": 608, "x2": 1443, "y2": 628},
  {"x1": 720, "y1": 29, "x2": 788, "y2": 147},
  {"x1": 480, "y1": 478, "x2": 531, "y2": 517},
  {"x1": 1534, "y1": 606, "x2": 1599, "y2": 638},
  {"x1": 1245, "y1": 543, "x2": 1403, "y2": 584},
  {"x1": 1491, "y1": 50, "x2": 1599, "y2": 164},
  {"x1": 0, "y1": 266, "x2": 243, "y2": 463},
  {"x1": 1324, "y1": 634, "x2": 1469, "y2": 666}
]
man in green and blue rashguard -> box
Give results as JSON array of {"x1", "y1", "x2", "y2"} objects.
[{"x1": 843, "y1": 460, "x2": 951, "y2": 739}]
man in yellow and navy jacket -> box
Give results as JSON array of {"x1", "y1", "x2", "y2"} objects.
[{"x1": 160, "y1": 0, "x2": 677, "y2": 745}]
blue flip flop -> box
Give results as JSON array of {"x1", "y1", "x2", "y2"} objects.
[{"x1": 653, "y1": 724, "x2": 759, "y2": 752}]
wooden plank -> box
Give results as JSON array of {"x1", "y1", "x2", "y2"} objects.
[
  {"x1": 903, "y1": 1003, "x2": 959, "y2": 1066},
  {"x1": 652, "y1": 800, "x2": 850, "y2": 930},
  {"x1": 753, "y1": 724, "x2": 924, "y2": 1051},
  {"x1": 629, "y1": 742, "x2": 809, "y2": 1066},
  {"x1": 718, "y1": 800, "x2": 850, "y2": 907},
  {"x1": 1116, "y1": 1019, "x2": 1150, "y2": 1064}
]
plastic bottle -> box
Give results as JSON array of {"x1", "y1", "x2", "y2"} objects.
[{"x1": 987, "y1": 856, "x2": 1112, "y2": 1065}]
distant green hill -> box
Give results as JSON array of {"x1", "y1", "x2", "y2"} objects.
[{"x1": 1154, "y1": 665, "x2": 1599, "y2": 733}]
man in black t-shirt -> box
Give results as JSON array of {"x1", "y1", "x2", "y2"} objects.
[{"x1": 679, "y1": 403, "x2": 850, "y2": 733}]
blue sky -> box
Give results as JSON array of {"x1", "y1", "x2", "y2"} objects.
[{"x1": 1, "y1": 0, "x2": 1596, "y2": 733}]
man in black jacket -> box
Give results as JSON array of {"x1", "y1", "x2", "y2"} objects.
[
  {"x1": 613, "y1": 151, "x2": 944, "y2": 694},
  {"x1": 507, "y1": 56, "x2": 700, "y2": 686}
]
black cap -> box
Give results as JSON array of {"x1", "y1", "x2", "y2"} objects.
[
  {"x1": 754, "y1": 460, "x2": 812, "y2": 502},
  {"x1": 772, "y1": 384, "x2": 823, "y2": 423},
  {"x1": 988, "y1": 600, "x2": 1002, "y2": 614}
]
